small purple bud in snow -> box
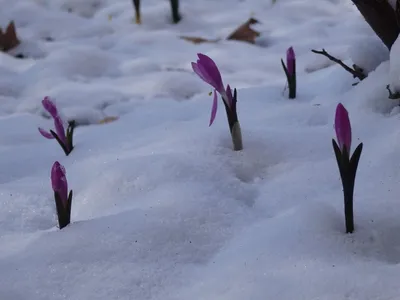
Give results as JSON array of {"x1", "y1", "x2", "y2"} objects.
[
  {"x1": 335, "y1": 103, "x2": 352, "y2": 153},
  {"x1": 51, "y1": 161, "x2": 68, "y2": 207},
  {"x1": 286, "y1": 47, "x2": 295, "y2": 77},
  {"x1": 191, "y1": 53, "x2": 225, "y2": 95}
]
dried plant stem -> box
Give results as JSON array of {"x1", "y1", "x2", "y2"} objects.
[{"x1": 311, "y1": 49, "x2": 366, "y2": 81}]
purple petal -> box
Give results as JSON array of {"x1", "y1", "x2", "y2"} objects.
[
  {"x1": 286, "y1": 47, "x2": 295, "y2": 77},
  {"x1": 334, "y1": 103, "x2": 352, "y2": 153},
  {"x1": 209, "y1": 90, "x2": 218, "y2": 126},
  {"x1": 196, "y1": 53, "x2": 225, "y2": 94},
  {"x1": 38, "y1": 127, "x2": 55, "y2": 139},
  {"x1": 54, "y1": 116, "x2": 67, "y2": 147},
  {"x1": 192, "y1": 62, "x2": 212, "y2": 85},
  {"x1": 51, "y1": 161, "x2": 68, "y2": 206},
  {"x1": 42, "y1": 96, "x2": 59, "y2": 119}
]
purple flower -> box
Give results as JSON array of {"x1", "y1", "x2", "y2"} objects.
[
  {"x1": 38, "y1": 97, "x2": 68, "y2": 149},
  {"x1": 192, "y1": 53, "x2": 233, "y2": 126},
  {"x1": 192, "y1": 53, "x2": 225, "y2": 95},
  {"x1": 51, "y1": 161, "x2": 68, "y2": 207},
  {"x1": 335, "y1": 103, "x2": 352, "y2": 153},
  {"x1": 286, "y1": 47, "x2": 295, "y2": 77}
]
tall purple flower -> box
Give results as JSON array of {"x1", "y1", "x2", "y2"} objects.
[
  {"x1": 51, "y1": 161, "x2": 73, "y2": 229},
  {"x1": 281, "y1": 46, "x2": 296, "y2": 99},
  {"x1": 332, "y1": 103, "x2": 363, "y2": 234},
  {"x1": 334, "y1": 103, "x2": 352, "y2": 153},
  {"x1": 38, "y1": 97, "x2": 75, "y2": 156},
  {"x1": 191, "y1": 53, "x2": 242, "y2": 151},
  {"x1": 191, "y1": 53, "x2": 233, "y2": 125}
]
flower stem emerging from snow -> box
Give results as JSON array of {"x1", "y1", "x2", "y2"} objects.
[
  {"x1": 281, "y1": 47, "x2": 296, "y2": 99},
  {"x1": 51, "y1": 161, "x2": 73, "y2": 230},
  {"x1": 223, "y1": 88, "x2": 243, "y2": 151},
  {"x1": 132, "y1": 0, "x2": 141, "y2": 24},
  {"x1": 38, "y1": 97, "x2": 75, "y2": 156},
  {"x1": 191, "y1": 53, "x2": 243, "y2": 151},
  {"x1": 332, "y1": 103, "x2": 363, "y2": 233},
  {"x1": 311, "y1": 49, "x2": 367, "y2": 81}
]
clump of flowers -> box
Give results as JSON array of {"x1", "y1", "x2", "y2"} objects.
[
  {"x1": 191, "y1": 53, "x2": 243, "y2": 151},
  {"x1": 281, "y1": 46, "x2": 296, "y2": 99},
  {"x1": 51, "y1": 161, "x2": 73, "y2": 230},
  {"x1": 332, "y1": 103, "x2": 363, "y2": 233},
  {"x1": 38, "y1": 97, "x2": 75, "y2": 156}
]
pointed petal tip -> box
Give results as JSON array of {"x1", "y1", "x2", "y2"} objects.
[
  {"x1": 336, "y1": 102, "x2": 346, "y2": 111},
  {"x1": 38, "y1": 127, "x2": 55, "y2": 139}
]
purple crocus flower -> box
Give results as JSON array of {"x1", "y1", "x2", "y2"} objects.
[
  {"x1": 334, "y1": 103, "x2": 352, "y2": 153},
  {"x1": 332, "y1": 103, "x2": 363, "y2": 234},
  {"x1": 51, "y1": 161, "x2": 73, "y2": 229},
  {"x1": 192, "y1": 53, "x2": 225, "y2": 95},
  {"x1": 191, "y1": 53, "x2": 243, "y2": 151},
  {"x1": 51, "y1": 161, "x2": 68, "y2": 207},
  {"x1": 38, "y1": 97, "x2": 67, "y2": 147},
  {"x1": 191, "y1": 53, "x2": 233, "y2": 126},
  {"x1": 286, "y1": 47, "x2": 295, "y2": 77}
]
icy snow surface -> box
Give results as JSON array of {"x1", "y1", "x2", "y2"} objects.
[{"x1": 1, "y1": 0, "x2": 400, "y2": 299}]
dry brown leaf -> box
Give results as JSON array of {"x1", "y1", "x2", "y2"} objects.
[
  {"x1": 180, "y1": 36, "x2": 220, "y2": 44},
  {"x1": 98, "y1": 116, "x2": 119, "y2": 124},
  {"x1": 226, "y1": 18, "x2": 261, "y2": 44},
  {"x1": 0, "y1": 21, "x2": 20, "y2": 52}
]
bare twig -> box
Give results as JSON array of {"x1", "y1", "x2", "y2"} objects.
[{"x1": 311, "y1": 49, "x2": 367, "y2": 81}]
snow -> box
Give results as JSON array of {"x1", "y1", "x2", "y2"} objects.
[{"x1": 1, "y1": 0, "x2": 400, "y2": 299}]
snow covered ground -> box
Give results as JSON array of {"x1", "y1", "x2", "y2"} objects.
[{"x1": 1, "y1": 0, "x2": 400, "y2": 299}]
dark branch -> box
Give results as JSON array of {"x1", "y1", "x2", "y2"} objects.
[
  {"x1": 351, "y1": 0, "x2": 399, "y2": 50},
  {"x1": 311, "y1": 49, "x2": 367, "y2": 81}
]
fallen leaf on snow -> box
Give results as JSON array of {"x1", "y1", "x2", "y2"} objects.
[
  {"x1": 0, "y1": 21, "x2": 20, "y2": 52},
  {"x1": 179, "y1": 36, "x2": 221, "y2": 44},
  {"x1": 226, "y1": 18, "x2": 261, "y2": 44},
  {"x1": 180, "y1": 17, "x2": 261, "y2": 45},
  {"x1": 98, "y1": 116, "x2": 119, "y2": 124}
]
